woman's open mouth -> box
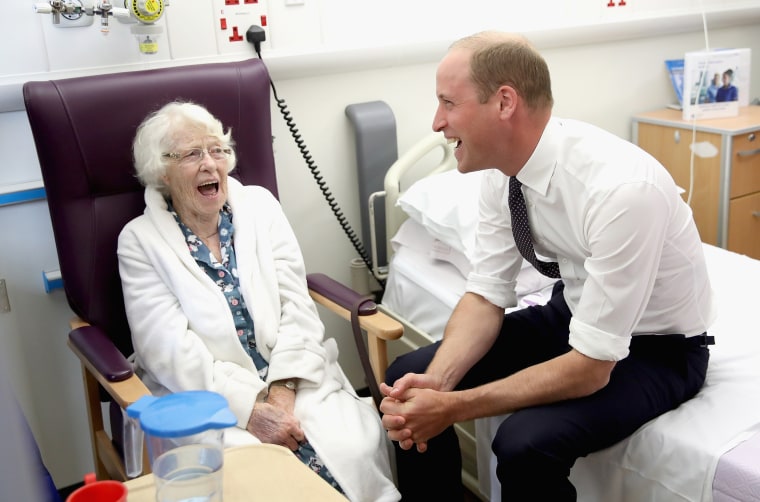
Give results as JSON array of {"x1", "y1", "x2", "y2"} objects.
[{"x1": 197, "y1": 181, "x2": 219, "y2": 196}]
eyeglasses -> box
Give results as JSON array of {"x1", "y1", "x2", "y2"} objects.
[{"x1": 162, "y1": 146, "x2": 232, "y2": 165}]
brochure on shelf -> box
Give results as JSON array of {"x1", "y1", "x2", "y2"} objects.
[
  {"x1": 665, "y1": 58, "x2": 685, "y2": 109},
  {"x1": 680, "y1": 48, "x2": 750, "y2": 120}
]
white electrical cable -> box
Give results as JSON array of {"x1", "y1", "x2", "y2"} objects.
[{"x1": 685, "y1": 6, "x2": 711, "y2": 207}]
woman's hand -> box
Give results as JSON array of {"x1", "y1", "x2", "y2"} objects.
[
  {"x1": 266, "y1": 384, "x2": 297, "y2": 414},
  {"x1": 247, "y1": 400, "x2": 304, "y2": 451}
]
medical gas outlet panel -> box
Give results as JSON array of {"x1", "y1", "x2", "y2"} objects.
[{"x1": 26, "y1": 0, "x2": 282, "y2": 75}]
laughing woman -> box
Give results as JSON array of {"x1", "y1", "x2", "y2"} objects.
[{"x1": 117, "y1": 101, "x2": 399, "y2": 502}]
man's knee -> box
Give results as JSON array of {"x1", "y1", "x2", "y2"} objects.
[
  {"x1": 492, "y1": 413, "x2": 577, "y2": 500},
  {"x1": 491, "y1": 411, "x2": 569, "y2": 467}
]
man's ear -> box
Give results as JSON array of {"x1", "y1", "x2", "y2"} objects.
[{"x1": 498, "y1": 85, "x2": 517, "y2": 118}]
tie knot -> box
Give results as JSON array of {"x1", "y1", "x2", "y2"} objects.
[{"x1": 509, "y1": 176, "x2": 522, "y2": 190}]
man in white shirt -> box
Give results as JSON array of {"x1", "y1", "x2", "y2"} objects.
[{"x1": 380, "y1": 31, "x2": 716, "y2": 501}]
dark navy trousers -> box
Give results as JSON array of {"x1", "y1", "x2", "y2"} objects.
[{"x1": 385, "y1": 282, "x2": 710, "y2": 501}]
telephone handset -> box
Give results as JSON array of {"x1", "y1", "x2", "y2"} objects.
[{"x1": 245, "y1": 26, "x2": 385, "y2": 290}]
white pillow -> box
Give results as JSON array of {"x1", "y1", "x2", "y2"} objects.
[
  {"x1": 396, "y1": 169, "x2": 482, "y2": 260},
  {"x1": 394, "y1": 170, "x2": 557, "y2": 296}
]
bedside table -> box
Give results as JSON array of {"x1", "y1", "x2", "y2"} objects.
[{"x1": 632, "y1": 106, "x2": 760, "y2": 259}]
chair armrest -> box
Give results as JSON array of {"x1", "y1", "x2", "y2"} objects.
[
  {"x1": 68, "y1": 324, "x2": 150, "y2": 409},
  {"x1": 69, "y1": 325, "x2": 132, "y2": 382},
  {"x1": 307, "y1": 273, "x2": 403, "y2": 387},
  {"x1": 306, "y1": 273, "x2": 402, "y2": 341},
  {"x1": 307, "y1": 273, "x2": 377, "y2": 315}
]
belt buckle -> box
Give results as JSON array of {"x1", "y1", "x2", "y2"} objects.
[{"x1": 699, "y1": 334, "x2": 716, "y2": 347}]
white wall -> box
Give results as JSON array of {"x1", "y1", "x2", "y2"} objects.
[{"x1": 0, "y1": 0, "x2": 758, "y2": 491}]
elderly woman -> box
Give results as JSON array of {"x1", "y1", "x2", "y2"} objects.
[{"x1": 117, "y1": 101, "x2": 400, "y2": 502}]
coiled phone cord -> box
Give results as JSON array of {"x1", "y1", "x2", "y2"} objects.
[{"x1": 252, "y1": 47, "x2": 386, "y2": 290}]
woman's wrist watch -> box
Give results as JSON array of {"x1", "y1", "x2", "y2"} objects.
[{"x1": 269, "y1": 379, "x2": 297, "y2": 392}]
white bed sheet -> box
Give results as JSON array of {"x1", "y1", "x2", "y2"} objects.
[
  {"x1": 565, "y1": 242, "x2": 760, "y2": 502},
  {"x1": 382, "y1": 221, "x2": 760, "y2": 502},
  {"x1": 382, "y1": 219, "x2": 556, "y2": 341},
  {"x1": 381, "y1": 224, "x2": 466, "y2": 340},
  {"x1": 713, "y1": 427, "x2": 760, "y2": 502}
]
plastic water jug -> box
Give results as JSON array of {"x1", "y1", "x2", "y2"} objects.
[{"x1": 125, "y1": 391, "x2": 237, "y2": 502}]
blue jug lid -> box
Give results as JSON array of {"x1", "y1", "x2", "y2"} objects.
[{"x1": 126, "y1": 390, "x2": 237, "y2": 438}]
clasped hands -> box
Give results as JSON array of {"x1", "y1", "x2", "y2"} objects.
[{"x1": 380, "y1": 373, "x2": 454, "y2": 453}]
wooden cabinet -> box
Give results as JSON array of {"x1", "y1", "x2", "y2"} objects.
[{"x1": 632, "y1": 107, "x2": 760, "y2": 260}]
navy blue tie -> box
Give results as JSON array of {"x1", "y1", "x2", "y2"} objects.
[{"x1": 508, "y1": 177, "x2": 561, "y2": 279}]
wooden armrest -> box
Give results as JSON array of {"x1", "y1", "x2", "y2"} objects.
[
  {"x1": 307, "y1": 288, "x2": 403, "y2": 341},
  {"x1": 307, "y1": 274, "x2": 403, "y2": 386},
  {"x1": 67, "y1": 320, "x2": 150, "y2": 409},
  {"x1": 306, "y1": 273, "x2": 403, "y2": 340}
]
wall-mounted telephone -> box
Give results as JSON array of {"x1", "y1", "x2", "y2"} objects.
[{"x1": 245, "y1": 25, "x2": 385, "y2": 291}]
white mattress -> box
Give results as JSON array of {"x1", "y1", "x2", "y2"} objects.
[{"x1": 382, "y1": 219, "x2": 760, "y2": 502}]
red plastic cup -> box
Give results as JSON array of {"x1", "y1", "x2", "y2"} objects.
[{"x1": 66, "y1": 473, "x2": 127, "y2": 502}]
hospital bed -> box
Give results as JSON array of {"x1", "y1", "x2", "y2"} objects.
[{"x1": 372, "y1": 132, "x2": 760, "y2": 501}]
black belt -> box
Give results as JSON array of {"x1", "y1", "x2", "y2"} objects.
[
  {"x1": 687, "y1": 333, "x2": 716, "y2": 347},
  {"x1": 632, "y1": 333, "x2": 715, "y2": 349}
]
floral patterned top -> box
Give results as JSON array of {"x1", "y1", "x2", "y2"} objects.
[{"x1": 169, "y1": 202, "x2": 269, "y2": 379}]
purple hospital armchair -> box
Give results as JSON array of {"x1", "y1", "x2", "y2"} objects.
[{"x1": 23, "y1": 58, "x2": 401, "y2": 481}]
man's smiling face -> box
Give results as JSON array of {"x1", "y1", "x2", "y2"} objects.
[{"x1": 432, "y1": 48, "x2": 504, "y2": 174}]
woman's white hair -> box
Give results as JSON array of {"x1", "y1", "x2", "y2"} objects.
[{"x1": 132, "y1": 101, "x2": 237, "y2": 194}]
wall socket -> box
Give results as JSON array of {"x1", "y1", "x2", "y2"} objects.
[
  {"x1": 213, "y1": 0, "x2": 269, "y2": 55},
  {"x1": 0, "y1": 279, "x2": 10, "y2": 313}
]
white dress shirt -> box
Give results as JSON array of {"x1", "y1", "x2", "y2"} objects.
[{"x1": 466, "y1": 117, "x2": 717, "y2": 361}]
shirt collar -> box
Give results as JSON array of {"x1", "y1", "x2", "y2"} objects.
[{"x1": 515, "y1": 117, "x2": 560, "y2": 197}]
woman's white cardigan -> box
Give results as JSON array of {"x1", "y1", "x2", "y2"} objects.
[{"x1": 117, "y1": 178, "x2": 399, "y2": 502}]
